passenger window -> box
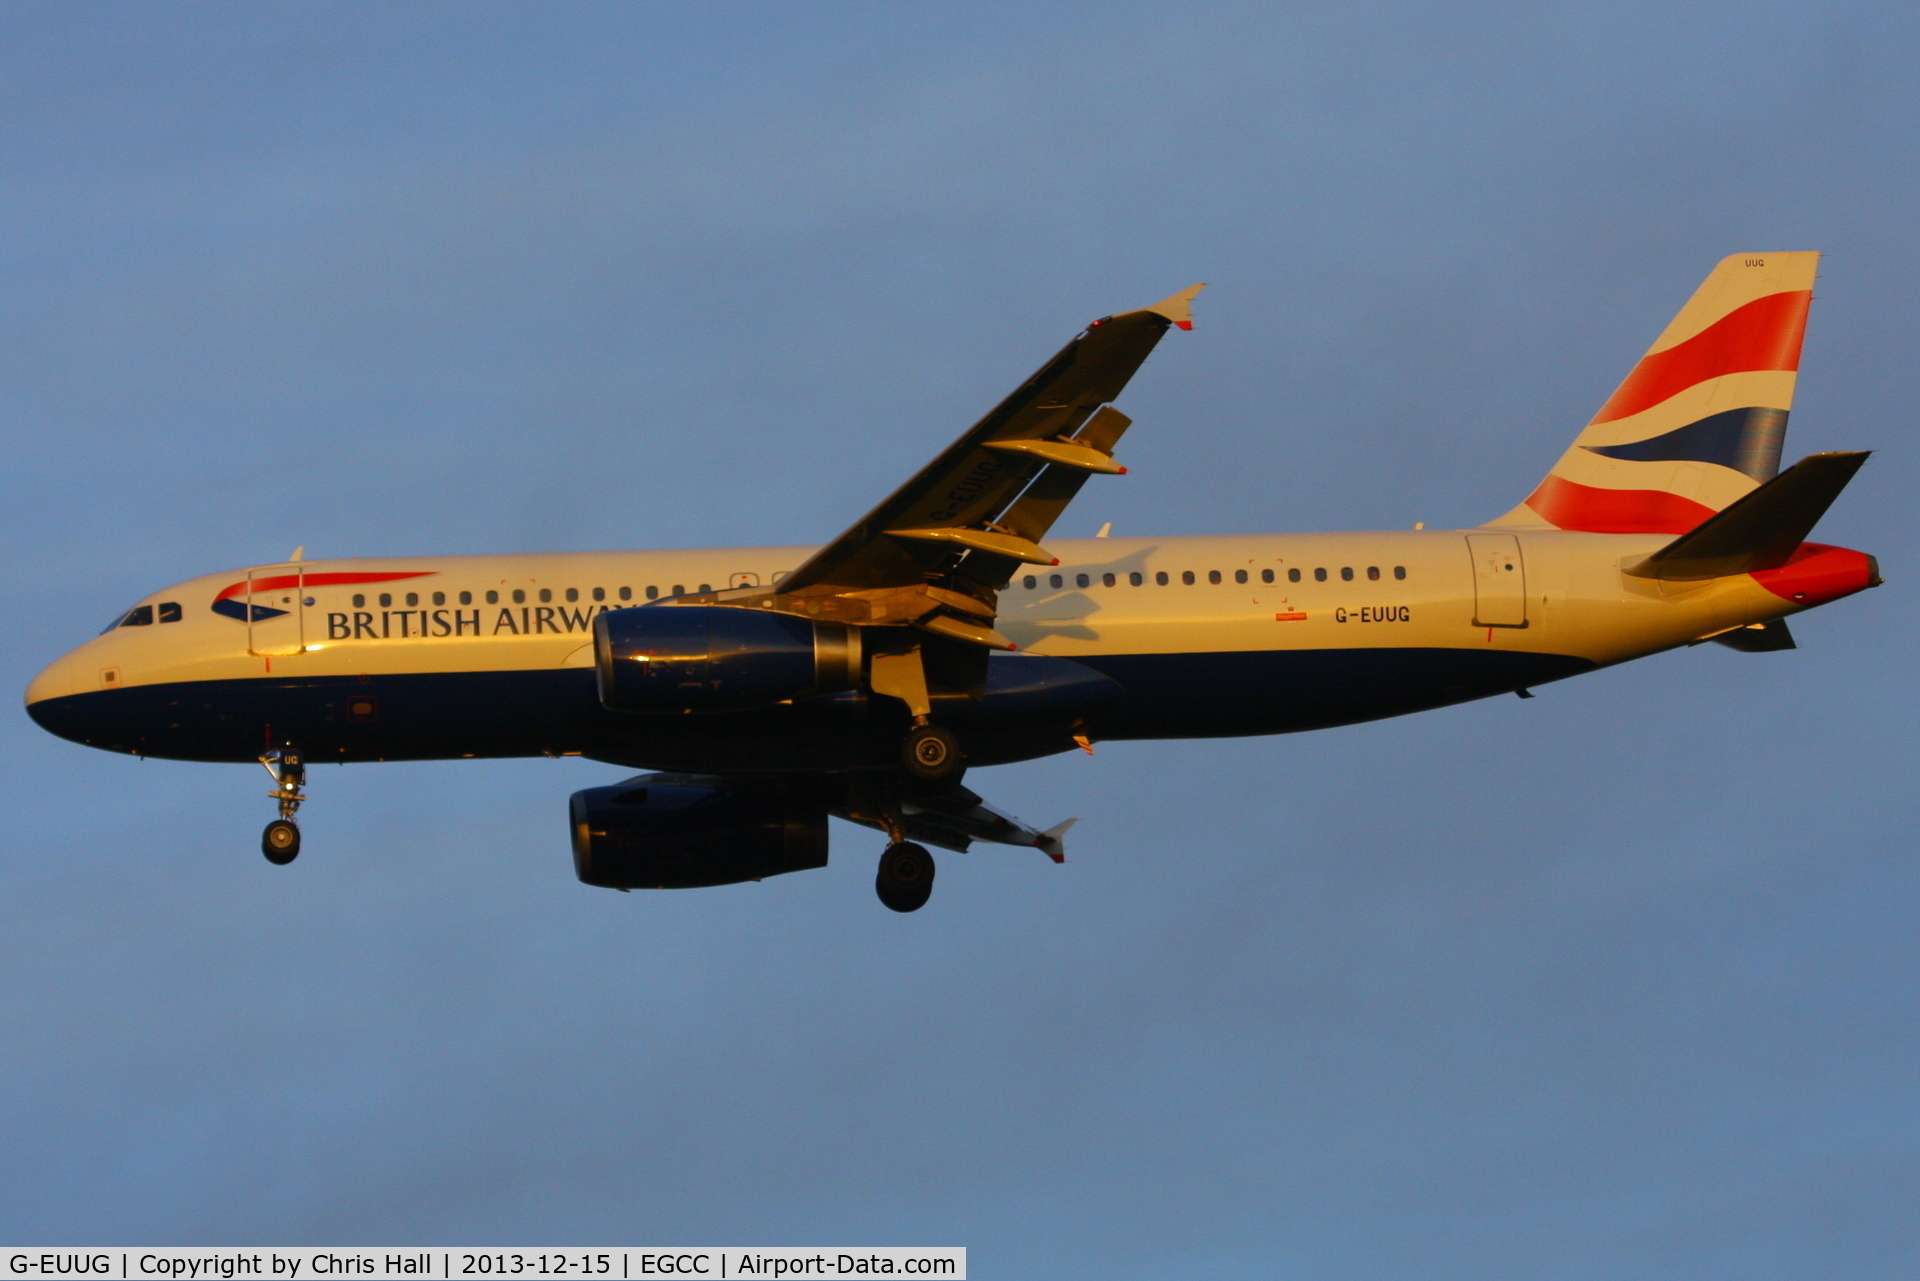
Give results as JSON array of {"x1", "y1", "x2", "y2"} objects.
[
  {"x1": 619, "y1": 587, "x2": 632, "y2": 601},
  {"x1": 1313, "y1": 568, "x2": 1327, "y2": 582},
  {"x1": 647, "y1": 586, "x2": 660, "y2": 600},
  {"x1": 1208, "y1": 570, "x2": 1222, "y2": 584},
  {"x1": 486, "y1": 590, "x2": 498, "y2": 604},
  {"x1": 1182, "y1": 571, "x2": 1195, "y2": 585},
  {"x1": 1341, "y1": 567, "x2": 1354, "y2": 581},
  {"x1": 121, "y1": 605, "x2": 154, "y2": 627},
  {"x1": 431, "y1": 591, "x2": 445, "y2": 606},
  {"x1": 158, "y1": 602, "x2": 181, "y2": 622},
  {"x1": 1394, "y1": 566, "x2": 1406, "y2": 580},
  {"x1": 566, "y1": 588, "x2": 579, "y2": 602},
  {"x1": 353, "y1": 594, "x2": 366, "y2": 608},
  {"x1": 1050, "y1": 574, "x2": 1063, "y2": 589},
  {"x1": 1156, "y1": 571, "x2": 1169, "y2": 585},
  {"x1": 1261, "y1": 569, "x2": 1274, "y2": 584},
  {"x1": 698, "y1": 583, "x2": 711, "y2": 593},
  {"x1": 1288, "y1": 569, "x2": 1301, "y2": 583},
  {"x1": 1103, "y1": 573, "x2": 1116, "y2": 587},
  {"x1": 1024, "y1": 576, "x2": 1036, "y2": 590},
  {"x1": 592, "y1": 587, "x2": 605, "y2": 602},
  {"x1": 512, "y1": 589, "x2": 525, "y2": 604},
  {"x1": 539, "y1": 588, "x2": 552, "y2": 603},
  {"x1": 1235, "y1": 570, "x2": 1248, "y2": 584},
  {"x1": 459, "y1": 591, "x2": 472, "y2": 605},
  {"x1": 671, "y1": 585, "x2": 684, "y2": 597},
  {"x1": 1076, "y1": 573, "x2": 1090, "y2": 588},
  {"x1": 379, "y1": 593, "x2": 392, "y2": 608},
  {"x1": 1367, "y1": 567, "x2": 1380, "y2": 581},
  {"x1": 1130, "y1": 572, "x2": 1144, "y2": 586},
  {"x1": 405, "y1": 592, "x2": 419, "y2": 607}
]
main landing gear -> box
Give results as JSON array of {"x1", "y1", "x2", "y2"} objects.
[
  {"x1": 902, "y1": 722, "x2": 960, "y2": 781},
  {"x1": 847, "y1": 764, "x2": 944, "y2": 911},
  {"x1": 259, "y1": 748, "x2": 305, "y2": 865},
  {"x1": 876, "y1": 840, "x2": 936, "y2": 913}
]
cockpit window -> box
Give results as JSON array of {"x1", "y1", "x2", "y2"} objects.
[
  {"x1": 158, "y1": 602, "x2": 182, "y2": 623},
  {"x1": 119, "y1": 605, "x2": 154, "y2": 628}
]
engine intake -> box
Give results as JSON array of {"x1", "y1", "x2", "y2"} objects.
[
  {"x1": 570, "y1": 781, "x2": 829, "y2": 889},
  {"x1": 595, "y1": 605, "x2": 860, "y2": 714}
]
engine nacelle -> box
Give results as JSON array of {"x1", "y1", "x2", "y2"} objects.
[
  {"x1": 570, "y1": 781, "x2": 829, "y2": 889},
  {"x1": 594, "y1": 605, "x2": 860, "y2": 714}
]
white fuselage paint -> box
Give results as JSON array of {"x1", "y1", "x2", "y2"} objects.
[{"x1": 26, "y1": 530, "x2": 1808, "y2": 706}]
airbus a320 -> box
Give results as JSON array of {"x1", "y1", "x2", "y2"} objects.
[{"x1": 27, "y1": 254, "x2": 1877, "y2": 911}]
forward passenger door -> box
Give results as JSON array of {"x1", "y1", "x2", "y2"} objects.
[{"x1": 245, "y1": 565, "x2": 306, "y2": 656}]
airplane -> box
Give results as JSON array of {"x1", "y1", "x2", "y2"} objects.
[{"x1": 25, "y1": 253, "x2": 1878, "y2": 912}]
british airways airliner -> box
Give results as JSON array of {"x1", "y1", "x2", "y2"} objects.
[{"x1": 25, "y1": 254, "x2": 1877, "y2": 911}]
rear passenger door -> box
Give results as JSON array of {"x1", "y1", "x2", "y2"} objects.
[{"x1": 1465, "y1": 534, "x2": 1527, "y2": 628}]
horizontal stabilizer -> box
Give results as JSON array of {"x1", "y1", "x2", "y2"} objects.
[
  {"x1": 1623, "y1": 451, "x2": 1869, "y2": 581},
  {"x1": 1713, "y1": 618, "x2": 1798, "y2": 652}
]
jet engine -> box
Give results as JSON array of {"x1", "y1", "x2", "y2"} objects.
[
  {"x1": 570, "y1": 780, "x2": 829, "y2": 889},
  {"x1": 594, "y1": 605, "x2": 860, "y2": 714}
]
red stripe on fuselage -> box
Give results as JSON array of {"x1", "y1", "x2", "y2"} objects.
[
  {"x1": 1591, "y1": 290, "x2": 1811, "y2": 424},
  {"x1": 1523, "y1": 474, "x2": 1717, "y2": 534},
  {"x1": 213, "y1": 570, "x2": 436, "y2": 602}
]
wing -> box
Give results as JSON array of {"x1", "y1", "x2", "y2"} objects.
[
  {"x1": 753, "y1": 284, "x2": 1203, "y2": 644},
  {"x1": 836, "y1": 778, "x2": 1076, "y2": 861},
  {"x1": 618, "y1": 772, "x2": 1077, "y2": 862}
]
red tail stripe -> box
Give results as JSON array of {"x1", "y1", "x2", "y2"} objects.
[
  {"x1": 213, "y1": 570, "x2": 435, "y2": 602},
  {"x1": 1524, "y1": 474, "x2": 1717, "y2": 534},
  {"x1": 1592, "y1": 290, "x2": 1811, "y2": 425}
]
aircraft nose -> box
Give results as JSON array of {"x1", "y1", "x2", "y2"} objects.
[{"x1": 25, "y1": 651, "x2": 76, "y2": 708}]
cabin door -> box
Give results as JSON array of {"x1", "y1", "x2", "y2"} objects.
[
  {"x1": 246, "y1": 565, "x2": 307, "y2": 656},
  {"x1": 1465, "y1": 534, "x2": 1528, "y2": 628}
]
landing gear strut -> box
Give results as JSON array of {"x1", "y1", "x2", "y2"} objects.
[
  {"x1": 259, "y1": 748, "x2": 305, "y2": 865},
  {"x1": 876, "y1": 841, "x2": 937, "y2": 913}
]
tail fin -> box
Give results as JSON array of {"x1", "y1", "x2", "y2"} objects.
[{"x1": 1488, "y1": 252, "x2": 1819, "y2": 533}]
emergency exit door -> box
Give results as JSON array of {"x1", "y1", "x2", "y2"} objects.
[
  {"x1": 246, "y1": 565, "x2": 306, "y2": 656},
  {"x1": 1465, "y1": 533, "x2": 1527, "y2": 628}
]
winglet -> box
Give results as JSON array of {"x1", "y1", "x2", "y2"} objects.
[
  {"x1": 1145, "y1": 283, "x2": 1206, "y2": 330},
  {"x1": 1036, "y1": 818, "x2": 1076, "y2": 864}
]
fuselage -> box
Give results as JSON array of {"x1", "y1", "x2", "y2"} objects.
[{"x1": 24, "y1": 528, "x2": 1872, "y2": 774}]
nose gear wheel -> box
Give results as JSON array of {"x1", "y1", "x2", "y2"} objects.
[{"x1": 258, "y1": 748, "x2": 307, "y2": 866}]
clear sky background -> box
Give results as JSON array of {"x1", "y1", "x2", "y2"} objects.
[{"x1": 1, "y1": 3, "x2": 1916, "y2": 1275}]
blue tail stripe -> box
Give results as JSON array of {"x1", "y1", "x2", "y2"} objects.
[{"x1": 1583, "y1": 406, "x2": 1788, "y2": 482}]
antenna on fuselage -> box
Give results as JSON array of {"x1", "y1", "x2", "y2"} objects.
[{"x1": 289, "y1": 546, "x2": 305, "y2": 563}]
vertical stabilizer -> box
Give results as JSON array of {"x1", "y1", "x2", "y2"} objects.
[{"x1": 1488, "y1": 252, "x2": 1818, "y2": 533}]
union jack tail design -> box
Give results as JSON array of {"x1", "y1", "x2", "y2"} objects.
[{"x1": 1489, "y1": 252, "x2": 1818, "y2": 534}]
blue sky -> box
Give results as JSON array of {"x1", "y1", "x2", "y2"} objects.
[{"x1": 2, "y1": 3, "x2": 1916, "y2": 1275}]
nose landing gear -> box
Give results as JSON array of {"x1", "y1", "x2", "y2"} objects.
[{"x1": 259, "y1": 748, "x2": 305, "y2": 865}]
